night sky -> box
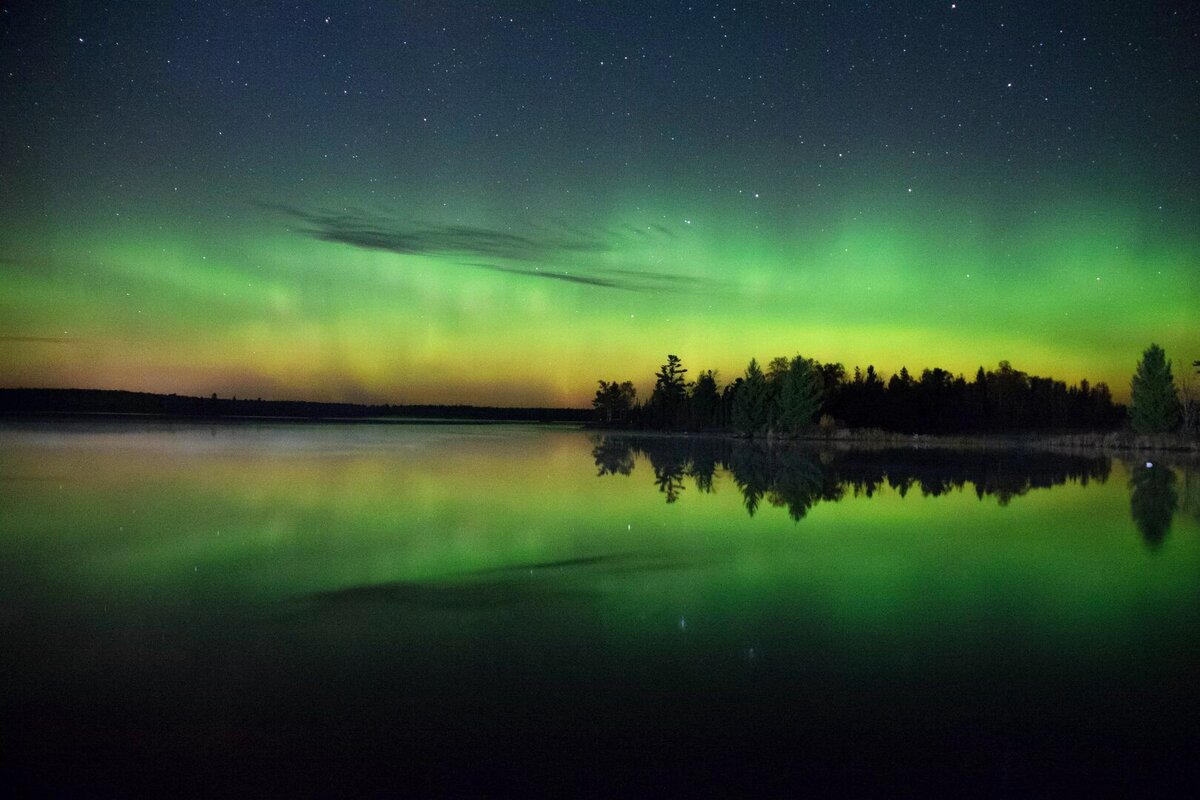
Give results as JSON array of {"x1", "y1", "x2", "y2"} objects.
[{"x1": 1, "y1": 1, "x2": 1196, "y2": 406}]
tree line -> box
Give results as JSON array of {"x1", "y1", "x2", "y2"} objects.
[{"x1": 594, "y1": 351, "x2": 1157, "y2": 435}]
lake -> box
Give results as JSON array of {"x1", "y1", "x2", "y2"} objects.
[{"x1": 2, "y1": 421, "x2": 1198, "y2": 796}]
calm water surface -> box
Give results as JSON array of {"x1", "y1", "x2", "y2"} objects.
[{"x1": 2, "y1": 422, "x2": 1198, "y2": 795}]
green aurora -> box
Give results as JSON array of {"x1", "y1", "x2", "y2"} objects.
[
  {"x1": 2, "y1": 192, "x2": 1194, "y2": 406},
  {"x1": 1, "y1": 4, "x2": 1196, "y2": 406}
]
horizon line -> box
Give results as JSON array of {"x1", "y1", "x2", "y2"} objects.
[{"x1": 0, "y1": 386, "x2": 593, "y2": 412}]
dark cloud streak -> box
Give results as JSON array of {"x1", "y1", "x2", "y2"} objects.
[
  {"x1": 458, "y1": 262, "x2": 627, "y2": 289},
  {"x1": 259, "y1": 202, "x2": 708, "y2": 293}
]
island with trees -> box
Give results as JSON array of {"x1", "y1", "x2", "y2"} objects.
[{"x1": 593, "y1": 344, "x2": 1199, "y2": 447}]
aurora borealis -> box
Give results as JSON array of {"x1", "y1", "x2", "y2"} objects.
[{"x1": 1, "y1": 2, "x2": 1196, "y2": 406}]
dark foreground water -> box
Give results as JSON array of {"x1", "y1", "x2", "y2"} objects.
[{"x1": 2, "y1": 422, "x2": 1198, "y2": 796}]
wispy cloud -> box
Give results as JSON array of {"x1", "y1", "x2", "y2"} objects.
[
  {"x1": 457, "y1": 262, "x2": 627, "y2": 289},
  {"x1": 259, "y1": 202, "x2": 709, "y2": 292}
]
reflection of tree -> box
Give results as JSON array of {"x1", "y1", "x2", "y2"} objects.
[
  {"x1": 1129, "y1": 462, "x2": 1179, "y2": 549},
  {"x1": 591, "y1": 434, "x2": 724, "y2": 502},
  {"x1": 728, "y1": 444, "x2": 771, "y2": 517},
  {"x1": 1181, "y1": 467, "x2": 1200, "y2": 523},
  {"x1": 766, "y1": 449, "x2": 830, "y2": 521},
  {"x1": 589, "y1": 435, "x2": 1114, "y2": 523},
  {"x1": 591, "y1": 436, "x2": 635, "y2": 476},
  {"x1": 689, "y1": 449, "x2": 719, "y2": 494},
  {"x1": 647, "y1": 446, "x2": 688, "y2": 503},
  {"x1": 890, "y1": 474, "x2": 915, "y2": 498},
  {"x1": 839, "y1": 450, "x2": 1111, "y2": 508}
]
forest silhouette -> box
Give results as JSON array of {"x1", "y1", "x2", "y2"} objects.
[{"x1": 595, "y1": 354, "x2": 1124, "y2": 434}]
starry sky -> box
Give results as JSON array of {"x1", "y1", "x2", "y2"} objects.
[{"x1": 1, "y1": 1, "x2": 1196, "y2": 406}]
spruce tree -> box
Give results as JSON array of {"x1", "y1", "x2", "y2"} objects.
[
  {"x1": 689, "y1": 370, "x2": 721, "y2": 429},
  {"x1": 732, "y1": 358, "x2": 770, "y2": 435},
  {"x1": 777, "y1": 356, "x2": 823, "y2": 434},
  {"x1": 650, "y1": 355, "x2": 688, "y2": 428},
  {"x1": 1130, "y1": 344, "x2": 1180, "y2": 433}
]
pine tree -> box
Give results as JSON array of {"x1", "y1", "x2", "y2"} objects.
[
  {"x1": 689, "y1": 370, "x2": 721, "y2": 429},
  {"x1": 650, "y1": 355, "x2": 688, "y2": 428},
  {"x1": 732, "y1": 358, "x2": 770, "y2": 435},
  {"x1": 1130, "y1": 344, "x2": 1180, "y2": 433},
  {"x1": 777, "y1": 356, "x2": 823, "y2": 434}
]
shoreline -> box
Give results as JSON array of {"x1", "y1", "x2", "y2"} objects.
[
  {"x1": 0, "y1": 411, "x2": 581, "y2": 426},
  {"x1": 584, "y1": 425, "x2": 1200, "y2": 456},
  {"x1": 3, "y1": 407, "x2": 1195, "y2": 457},
  {"x1": 2, "y1": 412, "x2": 1190, "y2": 455}
]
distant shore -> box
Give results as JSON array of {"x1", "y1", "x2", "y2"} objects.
[{"x1": 0, "y1": 388, "x2": 591, "y2": 424}]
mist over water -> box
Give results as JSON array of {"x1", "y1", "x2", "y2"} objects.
[{"x1": 2, "y1": 422, "x2": 1198, "y2": 795}]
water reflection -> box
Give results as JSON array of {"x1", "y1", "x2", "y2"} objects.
[
  {"x1": 593, "y1": 435, "x2": 1114, "y2": 521},
  {"x1": 2, "y1": 424, "x2": 1199, "y2": 796},
  {"x1": 1129, "y1": 461, "x2": 1179, "y2": 549},
  {"x1": 1185, "y1": 468, "x2": 1200, "y2": 522}
]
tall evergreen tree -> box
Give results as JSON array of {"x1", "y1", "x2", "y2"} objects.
[
  {"x1": 690, "y1": 370, "x2": 721, "y2": 429},
  {"x1": 650, "y1": 354, "x2": 689, "y2": 428},
  {"x1": 764, "y1": 355, "x2": 791, "y2": 427},
  {"x1": 732, "y1": 358, "x2": 770, "y2": 435},
  {"x1": 720, "y1": 377, "x2": 743, "y2": 429},
  {"x1": 1130, "y1": 344, "x2": 1180, "y2": 433},
  {"x1": 777, "y1": 356, "x2": 823, "y2": 434}
]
